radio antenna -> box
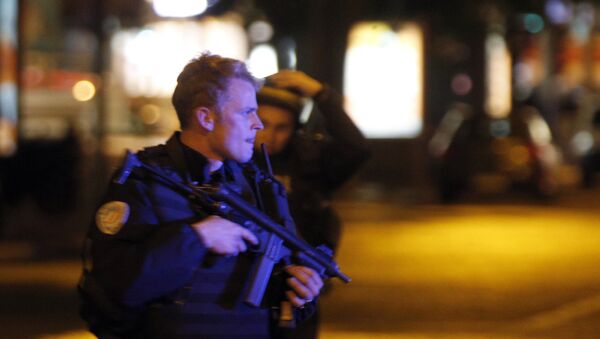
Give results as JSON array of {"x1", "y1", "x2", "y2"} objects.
[{"x1": 260, "y1": 143, "x2": 274, "y2": 176}]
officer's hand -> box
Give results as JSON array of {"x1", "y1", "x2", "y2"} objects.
[
  {"x1": 284, "y1": 265, "x2": 323, "y2": 307},
  {"x1": 192, "y1": 215, "x2": 258, "y2": 256},
  {"x1": 267, "y1": 70, "x2": 323, "y2": 97}
]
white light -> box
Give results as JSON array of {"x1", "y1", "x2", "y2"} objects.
[
  {"x1": 572, "y1": 131, "x2": 594, "y2": 155},
  {"x1": 286, "y1": 47, "x2": 297, "y2": 70},
  {"x1": 526, "y1": 109, "x2": 552, "y2": 144},
  {"x1": 344, "y1": 22, "x2": 424, "y2": 138},
  {"x1": 485, "y1": 33, "x2": 512, "y2": 118},
  {"x1": 248, "y1": 20, "x2": 274, "y2": 43},
  {"x1": 247, "y1": 44, "x2": 278, "y2": 79},
  {"x1": 152, "y1": 0, "x2": 208, "y2": 18}
]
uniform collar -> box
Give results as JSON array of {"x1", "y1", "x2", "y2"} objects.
[
  {"x1": 180, "y1": 141, "x2": 212, "y2": 184},
  {"x1": 166, "y1": 132, "x2": 235, "y2": 184}
]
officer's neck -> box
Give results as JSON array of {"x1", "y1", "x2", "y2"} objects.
[{"x1": 180, "y1": 129, "x2": 224, "y2": 173}]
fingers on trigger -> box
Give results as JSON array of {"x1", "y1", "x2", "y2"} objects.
[
  {"x1": 240, "y1": 228, "x2": 258, "y2": 245},
  {"x1": 287, "y1": 277, "x2": 312, "y2": 300},
  {"x1": 285, "y1": 290, "x2": 305, "y2": 308}
]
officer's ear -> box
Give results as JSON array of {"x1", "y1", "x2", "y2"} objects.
[{"x1": 194, "y1": 107, "x2": 216, "y2": 131}]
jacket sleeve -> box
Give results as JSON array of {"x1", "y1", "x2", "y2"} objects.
[
  {"x1": 311, "y1": 86, "x2": 371, "y2": 190},
  {"x1": 89, "y1": 172, "x2": 207, "y2": 308}
]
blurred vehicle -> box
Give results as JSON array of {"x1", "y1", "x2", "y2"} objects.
[{"x1": 429, "y1": 103, "x2": 562, "y2": 202}]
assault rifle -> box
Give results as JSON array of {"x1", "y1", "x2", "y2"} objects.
[{"x1": 114, "y1": 150, "x2": 351, "y2": 308}]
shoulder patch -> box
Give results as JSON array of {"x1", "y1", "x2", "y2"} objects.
[{"x1": 95, "y1": 201, "x2": 130, "y2": 235}]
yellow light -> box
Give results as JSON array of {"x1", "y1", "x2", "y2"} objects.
[
  {"x1": 338, "y1": 205, "x2": 600, "y2": 286},
  {"x1": 139, "y1": 104, "x2": 161, "y2": 125},
  {"x1": 72, "y1": 80, "x2": 96, "y2": 102},
  {"x1": 508, "y1": 144, "x2": 530, "y2": 165}
]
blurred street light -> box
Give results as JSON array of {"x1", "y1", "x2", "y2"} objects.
[{"x1": 152, "y1": 0, "x2": 209, "y2": 18}]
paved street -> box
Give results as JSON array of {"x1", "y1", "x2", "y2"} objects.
[
  {"x1": 1, "y1": 188, "x2": 600, "y2": 338},
  {"x1": 322, "y1": 188, "x2": 600, "y2": 338}
]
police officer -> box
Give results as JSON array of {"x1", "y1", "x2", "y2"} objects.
[
  {"x1": 79, "y1": 53, "x2": 323, "y2": 338},
  {"x1": 254, "y1": 70, "x2": 370, "y2": 338}
]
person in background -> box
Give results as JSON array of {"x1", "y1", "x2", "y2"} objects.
[
  {"x1": 254, "y1": 70, "x2": 370, "y2": 338},
  {"x1": 78, "y1": 53, "x2": 323, "y2": 338}
]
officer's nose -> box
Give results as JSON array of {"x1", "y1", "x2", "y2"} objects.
[{"x1": 252, "y1": 112, "x2": 264, "y2": 130}]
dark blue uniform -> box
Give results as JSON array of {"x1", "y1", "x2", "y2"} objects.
[{"x1": 79, "y1": 132, "x2": 311, "y2": 338}]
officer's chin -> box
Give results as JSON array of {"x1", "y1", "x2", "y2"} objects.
[{"x1": 235, "y1": 151, "x2": 254, "y2": 164}]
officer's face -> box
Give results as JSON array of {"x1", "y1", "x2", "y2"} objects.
[
  {"x1": 254, "y1": 105, "x2": 295, "y2": 155},
  {"x1": 210, "y1": 78, "x2": 262, "y2": 163}
]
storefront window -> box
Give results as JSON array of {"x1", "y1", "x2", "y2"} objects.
[
  {"x1": 103, "y1": 15, "x2": 247, "y2": 155},
  {"x1": 20, "y1": 0, "x2": 99, "y2": 144},
  {"x1": 344, "y1": 21, "x2": 424, "y2": 139}
]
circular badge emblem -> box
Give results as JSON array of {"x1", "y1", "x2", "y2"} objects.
[{"x1": 95, "y1": 201, "x2": 130, "y2": 235}]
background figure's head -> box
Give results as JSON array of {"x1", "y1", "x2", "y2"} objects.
[
  {"x1": 172, "y1": 52, "x2": 259, "y2": 129},
  {"x1": 255, "y1": 85, "x2": 304, "y2": 155}
]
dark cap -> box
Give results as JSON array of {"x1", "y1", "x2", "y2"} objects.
[{"x1": 257, "y1": 85, "x2": 304, "y2": 115}]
